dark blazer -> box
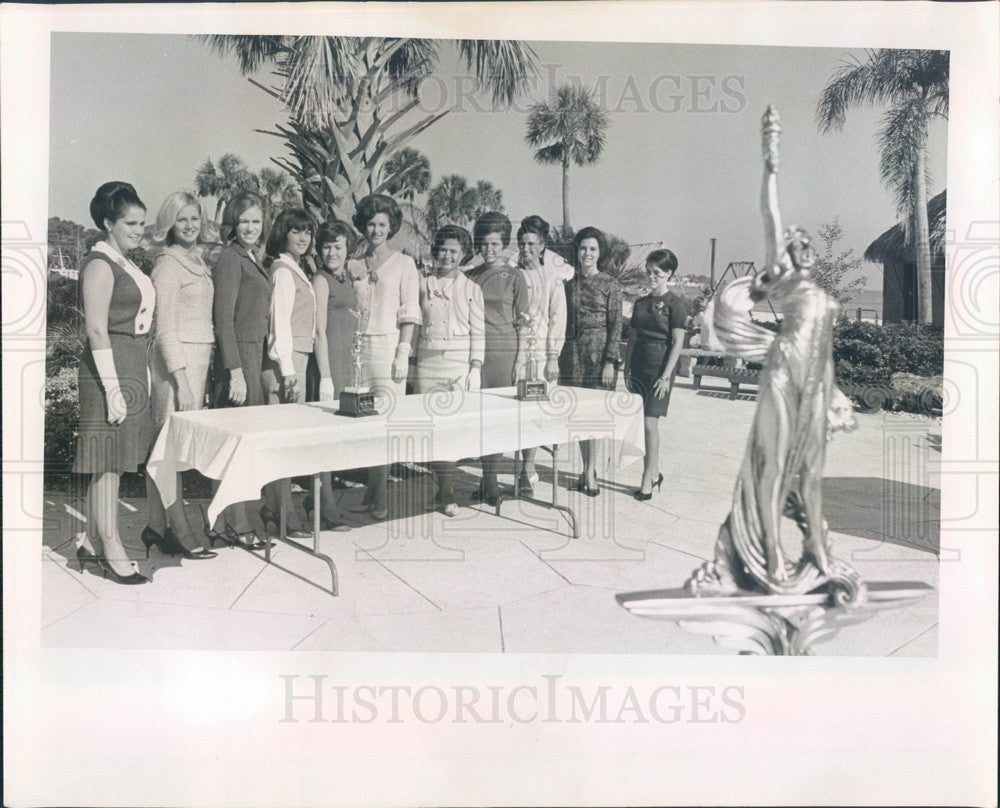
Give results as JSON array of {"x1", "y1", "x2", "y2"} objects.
[{"x1": 213, "y1": 242, "x2": 271, "y2": 371}]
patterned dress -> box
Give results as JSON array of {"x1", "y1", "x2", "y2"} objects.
[{"x1": 559, "y1": 270, "x2": 624, "y2": 390}]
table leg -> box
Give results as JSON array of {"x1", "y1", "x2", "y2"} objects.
[
  {"x1": 266, "y1": 474, "x2": 340, "y2": 596},
  {"x1": 495, "y1": 444, "x2": 579, "y2": 539}
]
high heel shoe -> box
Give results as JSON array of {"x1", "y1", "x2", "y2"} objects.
[
  {"x1": 304, "y1": 503, "x2": 352, "y2": 532},
  {"x1": 204, "y1": 526, "x2": 233, "y2": 548},
  {"x1": 75, "y1": 542, "x2": 101, "y2": 573},
  {"x1": 471, "y1": 479, "x2": 500, "y2": 508},
  {"x1": 142, "y1": 526, "x2": 219, "y2": 560},
  {"x1": 98, "y1": 557, "x2": 149, "y2": 585},
  {"x1": 573, "y1": 475, "x2": 600, "y2": 497},
  {"x1": 259, "y1": 506, "x2": 311, "y2": 540},
  {"x1": 634, "y1": 473, "x2": 664, "y2": 502}
]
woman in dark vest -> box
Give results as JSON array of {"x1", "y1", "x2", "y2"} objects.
[
  {"x1": 73, "y1": 181, "x2": 155, "y2": 584},
  {"x1": 258, "y1": 208, "x2": 318, "y2": 539},
  {"x1": 206, "y1": 191, "x2": 270, "y2": 549}
]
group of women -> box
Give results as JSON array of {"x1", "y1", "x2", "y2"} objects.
[{"x1": 72, "y1": 181, "x2": 690, "y2": 585}]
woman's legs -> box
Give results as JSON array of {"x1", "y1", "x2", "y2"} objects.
[
  {"x1": 88, "y1": 470, "x2": 137, "y2": 577},
  {"x1": 640, "y1": 415, "x2": 661, "y2": 493},
  {"x1": 580, "y1": 438, "x2": 599, "y2": 487},
  {"x1": 430, "y1": 461, "x2": 457, "y2": 507}
]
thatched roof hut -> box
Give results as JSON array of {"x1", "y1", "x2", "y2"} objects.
[{"x1": 865, "y1": 190, "x2": 946, "y2": 326}]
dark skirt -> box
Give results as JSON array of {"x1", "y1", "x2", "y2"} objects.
[
  {"x1": 560, "y1": 327, "x2": 618, "y2": 390},
  {"x1": 212, "y1": 340, "x2": 265, "y2": 407},
  {"x1": 481, "y1": 342, "x2": 518, "y2": 389},
  {"x1": 626, "y1": 339, "x2": 675, "y2": 418},
  {"x1": 73, "y1": 333, "x2": 153, "y2": 474}
]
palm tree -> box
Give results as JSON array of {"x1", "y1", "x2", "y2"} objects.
[
  {"x1": 817, "y1": 49, "x2": 948, "y2": 325},
  {"x1": 525, "y1": 83, "x2": 610, "y2": 232},
  {"x1": 424, "y1": 175, "x2": 504, "y2": 233},
  {"x1": 383, "y1": 147, "x2": 431, "y2": 202},
  {"x1": 200, "y1": 36, "x2": 536, "y2": 223},
  {"x1": 194, "y1": 153, "x2": 258, "y2": 222}
]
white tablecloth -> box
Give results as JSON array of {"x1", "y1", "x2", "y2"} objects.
[{"x1": 147, "y1": 386, "x2": 645, "y2": 524}]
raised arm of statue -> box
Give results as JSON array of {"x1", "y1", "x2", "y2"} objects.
[{"x1": 757, "y1": 106, "x2": 794, "y2": 294}]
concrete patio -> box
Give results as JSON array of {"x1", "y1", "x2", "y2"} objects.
[{"x1": 40, "y1": 378, "x2": 940, "y2": 655}]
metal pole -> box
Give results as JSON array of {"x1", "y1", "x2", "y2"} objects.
[{"x1": 709, "y1": 238, "x2": 717, "y2": 288}]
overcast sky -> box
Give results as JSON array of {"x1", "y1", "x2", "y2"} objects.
[{"x1": 49, "y1": 33, "x2": 948, "y2": 286}]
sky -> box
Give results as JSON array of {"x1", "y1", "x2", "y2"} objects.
[{"x1": 49, "y1": 33, "x2": 948, "y2": 287}]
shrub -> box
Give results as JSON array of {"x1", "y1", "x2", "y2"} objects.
[
  {"x1": 45, "y1": 365, "x2": 79, "y2": 470},
  {"x1": 833, "y1": 319, "x2": 943, "y2": 413}
]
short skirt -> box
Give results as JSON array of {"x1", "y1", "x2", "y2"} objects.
[
  {"x1": 74, "y1": 333, "x2": 153, "y2": 474},
  {"x1": 626, "y1": 339, "x2": 675, "y2": 418}
]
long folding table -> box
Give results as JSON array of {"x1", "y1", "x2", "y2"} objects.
[{"x1": 147, "y1": 386, "x2": 645, "y2": 595}]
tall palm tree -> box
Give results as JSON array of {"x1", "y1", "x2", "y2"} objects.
[
  {"x1": 525, "y1": 83, "x2": 610, "y2": 232},
  {"x1": 817, "y1": 49, "x2": 948, "y2": 325},
  {"x1": 200, "y1": 36, "x2": 536, "y2": 223}
]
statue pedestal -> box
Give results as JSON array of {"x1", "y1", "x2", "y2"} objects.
[
  {"x1": 616, "y1": 581, "x2": 934, "y2": 655},
  {"x1": 516, "y1": 378, "x2": 549, "y2": 401},
  {"x1": 337, "y1": 388, "x2": 377, "y2": 417}
]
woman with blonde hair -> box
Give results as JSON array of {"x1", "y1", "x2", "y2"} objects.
[{"x1": 143, "y1": 191, "x2": 218, "y2": 558}]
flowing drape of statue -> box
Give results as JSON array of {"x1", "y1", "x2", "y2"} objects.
[
  {"x1": 616, "y1": 106, "x2": 932, "y2": 654},
  {"x1": 688, "y1": 105, "x2": 863, "y2": 605}
]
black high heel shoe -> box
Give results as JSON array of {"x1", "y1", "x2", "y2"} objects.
[
  {"x1": 97, "y1": 557, "x2": 149, "y2": 585},
  {"x1": 573, "y1": 475, "x2": 600, "y2": 497},
  {"x1": 75, "y1": 543, "x2": 101, "y2": 574},
  {"x1": 142, "y1": 526, "x2": 219, "y2": 560},
  {"x1": 634, "y1": 473, "x2": 664, "y2": 502},
  {"x1": 259, "y1": 506, "x2": 311, "y2": 540},
  {"x1": 471, "y1": 479, "x2": 500, "y2": 508}
]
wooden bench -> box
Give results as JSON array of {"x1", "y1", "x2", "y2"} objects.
[{"x1": 686, "y1": 349, "x2": 763, "y2": 399}]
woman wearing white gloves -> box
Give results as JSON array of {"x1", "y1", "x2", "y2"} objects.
[
  {"x1": 73, "y1": 181, "x2": 155, "y2": 584},
  {"x1": 414, "y1": 225, "x2": 485, "y2": 516}
]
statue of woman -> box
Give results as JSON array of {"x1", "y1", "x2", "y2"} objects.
[{"x1": 689, "y1": 106, "x2": 860, "y2": 601}]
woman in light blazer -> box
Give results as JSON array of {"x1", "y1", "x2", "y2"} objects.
[
  {"x1": 414, "y1": 224, "x2": 485, "y2": 515},
  {"x1": 144, "y1": 191, "x2": 218, "y2": 559}
]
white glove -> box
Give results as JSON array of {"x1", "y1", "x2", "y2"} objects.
[
  {"x1": 466, "y1": 365, "x2": 482, "y2": 392},
  {"x1": 92, "y1": 348, "x2": 127, "y2": 424},
  {"x1": 319, "y1": 377, "x2": 335, "y2": 402}
]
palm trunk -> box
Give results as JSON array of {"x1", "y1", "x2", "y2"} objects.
[
  {"x1": 562, "y1": 151, "x2": 570, "y2": 233},
  {"x1": 913, "y1": 146, "x2": 933, "y2": 325}
]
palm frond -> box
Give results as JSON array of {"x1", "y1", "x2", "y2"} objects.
[
  {"x1": 196, "y1": 35, "x2": 291, "y2": 75},
  {"x1": 878, "y1": 98, "x2": 931, "y2": 214},
  {"x1": 457, "y1": 39, "x2": 538, "y2": 106},
  {"x1": 532, "y1": 143, "x2": 565, "y2": 164}
]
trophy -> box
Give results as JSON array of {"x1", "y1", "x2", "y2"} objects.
[
  {"x1": 516, "y1": 314, "x2": 549, "y2": 401},
  {"x1": 337, "y1": 304, "x2": 378, "y2": 417}
]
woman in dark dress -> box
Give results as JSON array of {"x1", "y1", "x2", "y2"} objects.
[
  {"x1": 465, "y1": 212, "x2": 529, "y2": 504},
  {"x1": 73, "y1": 181, "x2": 154, "y2": 584},
  {"x1": 207, "y1": 191, "x2": 270, "y2": 548},
  {"x1": 626, "y1": 249, "x2": 690, "y2": 500},
  {"x1": 559, "y1": 226, "x2": 624, "y2": 496}
]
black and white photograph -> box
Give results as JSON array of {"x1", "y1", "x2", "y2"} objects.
[
  {"x1": 3, "y1": 2, "x2": 997, "y2": 806},
  {"x1": 39, "y1": 30, "x2": 949, "y2": 654}
]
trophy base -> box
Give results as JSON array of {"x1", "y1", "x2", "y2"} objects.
[
  {"x1": 337, "y1": 389, "x2": 378, "y2": 417},
  {"x1": 517, "y1": 379, "x2": 549, "y2": 401}
]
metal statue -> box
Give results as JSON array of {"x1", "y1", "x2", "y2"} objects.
[
  {"x1": 337, "y1": 302, "x2": 377, "y2": 417},
  {"x1": 687, "y1": 105, "x2": 864, "y2": 605},
  {"x1": 517, "y1": 312, "x2": 549, "y2": 401}
]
